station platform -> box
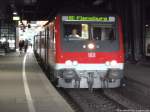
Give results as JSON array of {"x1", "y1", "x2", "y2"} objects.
[
  {"x1": 124, "y1": 63, "x2": 150, "y2": 87},
  {"x1": 0, "y1": 48, "x2": 74, "y2": 112}
]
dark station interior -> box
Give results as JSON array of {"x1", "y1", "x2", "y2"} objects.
[{"x1": 0, "y1": 0, "x2": 150, "y2": 112}]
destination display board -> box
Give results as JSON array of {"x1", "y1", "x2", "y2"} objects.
[{"x1": 62, "y1": 16, "x2": 115, "y2": 22}]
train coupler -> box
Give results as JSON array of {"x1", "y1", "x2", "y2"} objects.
[{"x1": 87, "y1": 72, "x2": 94, "y2": 92}]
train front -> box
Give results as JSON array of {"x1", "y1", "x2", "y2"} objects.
[{"x1": 55, "y1": 15, "x2": 124, "y2": 89}]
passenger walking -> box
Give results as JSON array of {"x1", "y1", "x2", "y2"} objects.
[
  {"x1": 19, "y1": 40, "x2": 24, "y2": 56},
  {"x1": 30, "y1": 43, "x2": 32, "y2": 48},
  {"x1": 24, "y1": 39, "x2": 28, "y2": 53}
]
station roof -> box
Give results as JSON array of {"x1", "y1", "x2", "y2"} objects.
[
  {"x1": 0, "y1": 0, "x2": 110, "y2": 21},
  {"x1": 1, "y1": 0, "x2": 150, "y2": 21}
]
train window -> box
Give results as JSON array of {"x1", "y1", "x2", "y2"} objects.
[
  {"x1": 82, "y1": 24, "x2": 89, "y2": 39},
  {"x1": 63, "y1": 23, "x2": 115, "y2": 41},
  {"x1": 92, "y1": 25, "x2": 115, "y2": 41},
  {"x1": 63, "y1": 24, "x2": 89, "y2": 40}
]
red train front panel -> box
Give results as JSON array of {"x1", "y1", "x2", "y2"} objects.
[{"x1": 54, "y1": 15, "x2": 124, "y2": 89}]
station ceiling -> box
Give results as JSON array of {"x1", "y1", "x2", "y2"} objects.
[
  {"x1": 0, "y1": 0, "x2": 110, "y2": 20},
  {"x1": 0, "y1": 0, "x2": 150, "y2": 21}
]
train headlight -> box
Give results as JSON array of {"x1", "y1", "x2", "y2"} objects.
[
  {"x1": 88, "y1": 43, "x2": 95, "y2": 50},
  {"x1": 73, "y1": 61, "x2": 78, "y2": 66},
  {"x1": 110, "y1": 60, "x2": 117, "y2": 67},
  {"x1": 105, "y1": 61, "x2": 110, "y2": 66},
  {"x1": 65, "y1": 60, "x2": 72, "y2": 66}
]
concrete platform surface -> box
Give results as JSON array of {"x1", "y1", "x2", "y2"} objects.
[{"x1": 0, "y1": 49, "x2": 74, "y2": 112}]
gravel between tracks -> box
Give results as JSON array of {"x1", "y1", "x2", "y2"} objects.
[{"x1": 60, "y1": 89, "x2": 126, "y2": 112}]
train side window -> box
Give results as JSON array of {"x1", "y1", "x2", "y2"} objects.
[
  {"x1": 93, "y1": 26, "x2": 115, "y2": 41},
  {"x1": 63, "y1": 23, "x2": 89, "y2": 40},
  {"x1": 64, "y1": 24, "x2": 81, "y2": 40},
  {"x1": 93, "y1": 27, "x2": 101, "y2": 40}
]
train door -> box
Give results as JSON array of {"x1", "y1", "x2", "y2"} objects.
[
  {"x1": 45, "y1": 27, "x2": 49, "y2": 66},
  {"x1": 39, "y1": 31, "x2": 42, "y2": 58},
  {"x1": 49, "y1": 22, "x2": 55, "y2": 66}
]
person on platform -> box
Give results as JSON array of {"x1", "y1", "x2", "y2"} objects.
[
  {"x1": 19, "y1": 40, "x2": 24, "y2": 56},
  {"x1": 24, "y1": 39, "x2": 28, "y2": 53}
]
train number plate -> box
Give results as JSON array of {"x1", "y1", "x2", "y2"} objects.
[{"x1": 88, "y1": 52, "x2": 96, "y2": 58}]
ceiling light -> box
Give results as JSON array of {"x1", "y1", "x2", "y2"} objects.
[{"x1": 93, "y1": 0, "x2": 104, "y2": 5}]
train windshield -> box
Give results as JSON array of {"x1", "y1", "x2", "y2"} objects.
[
  {"x1": 61, "y1": 16, "x2": 119, "y2": 52},
  {"x1": 62, "y1": 16, "x2": 116, "y2": 41}
]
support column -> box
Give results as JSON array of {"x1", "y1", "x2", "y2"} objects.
[
  {"x1": 132, "y1": 0, "x2": 144, "y2": 61},
  {"x1": 112, "y1": 0, "x2": 135, "y2": 62}
]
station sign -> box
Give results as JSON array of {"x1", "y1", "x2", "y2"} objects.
[
  {"x1": 62, "y1": 16, "x2": 115, "y2": 22},
  {"x1": 13, "y1": 16, "x2": 20, "y2": 21}
]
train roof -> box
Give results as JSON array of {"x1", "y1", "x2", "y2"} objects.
[
  {"x1": 44, "y1": 12, "x2": 119, "y2": 26},
  {"x1": 56, "y1": 12, "x2": 118, "y2": 17}
]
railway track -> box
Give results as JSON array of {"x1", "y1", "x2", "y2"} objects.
[
  {"x1": 59, "y1": 88, "x2": 150, "y2": 112},
  {"x1": 35, "y1": 54, "x2": 150, "y2": 112},
  {"x1": 59, "y1": 89, "x2": 127, "y2": 112},
  {"x1": 103, "y1": 88, "x2": 150, "y2": 111}
]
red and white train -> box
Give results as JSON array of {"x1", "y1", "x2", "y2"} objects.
[{"x1": 34, "y1": 13, "x2": 124, "y2": 89}]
